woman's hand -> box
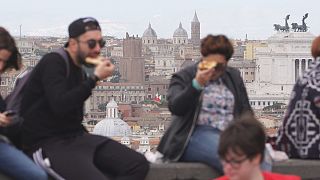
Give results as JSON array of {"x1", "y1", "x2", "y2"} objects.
[
  {"x1": 195, "y1": 67, "x2": 215, "y2": 86},
  {"x1": 0, "y1": 112, "x2": 12, "y2": 127}
]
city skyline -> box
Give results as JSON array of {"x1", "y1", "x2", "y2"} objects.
[{"x1": 2, "y1": 0, "x2": 320, "y2": 40}]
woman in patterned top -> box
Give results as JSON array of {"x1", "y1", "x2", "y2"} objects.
[
  {"x1": 157, "y1": 34, "x2": 252, "y2": 173},
  {"x1": 276, "y1": 36, "x2": 320, "y2": 159}
]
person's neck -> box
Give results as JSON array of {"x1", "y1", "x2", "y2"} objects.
[
  {"x1": 66, "y1": 48, "x2": 81, "y2": 67},
  {"x1": 245, "y1": 168, "x2": 264, "y2": 180}
]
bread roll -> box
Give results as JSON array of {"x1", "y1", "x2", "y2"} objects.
[
  {"x1": 85, "y1": 56, "x2": 104, "y2": 65},
  {"x1": 198, "y1": 60, "x2": 217, "y2": 70}
]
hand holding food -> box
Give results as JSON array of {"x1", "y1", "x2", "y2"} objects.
[
  {"x1": 198, "y1": 58, "x2": 217, "y2": 70},
  {"x1": 85, "y1": 56, "x2": 104, "y2": 66}
]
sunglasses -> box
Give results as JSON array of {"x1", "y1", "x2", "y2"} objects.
[{"x1": 77, "y1": 39, "x2": 106, "y2": 49}]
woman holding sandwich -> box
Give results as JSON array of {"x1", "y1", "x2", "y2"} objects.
[{"x1": 157, "y1": 34, "x2": 253, "y2": 173}]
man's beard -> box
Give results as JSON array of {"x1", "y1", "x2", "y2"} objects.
[
  {"x1": 76, "y1": 49, "x2": 86, "y2": 65},
  {"x1": 76, "y1": 50, "x2": 97, "y2": 68}
]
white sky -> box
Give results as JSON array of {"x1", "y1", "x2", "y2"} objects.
[{"x1": 1, "y1": 0, "x2": 319, "y2": 40}]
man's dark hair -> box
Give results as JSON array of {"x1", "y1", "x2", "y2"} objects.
[
  {"x1": 218, "y1": 114, "x2": 266, "y2": 162},
  {"x1": 201, "y1": 34, "x2": 234, "y2": 60},
  {"x1": 0, "y1": 27, "x2": 21, "y2": 71}
]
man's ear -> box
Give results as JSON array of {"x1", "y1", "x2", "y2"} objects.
[{"x1": 68, "y1": 38, "x2": 78, "y2": 51}]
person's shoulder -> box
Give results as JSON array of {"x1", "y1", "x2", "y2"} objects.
[
  {"x1": 263, "y1": 171, "x2": 301, "y2": 180},
  {"x1": 214, "y1": 175, "x2": 228, "y2": 180},
  {"x1": 40, "y1": 52, "x2": 65, "y2": 65},
  {"x1": 179, "y1": 62, "x2": 197, "y2": 74},
  {"x1": 226, "y1": 66, "x2": 240, "y2": 75}
]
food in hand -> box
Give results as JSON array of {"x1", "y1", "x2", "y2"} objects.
[
  {"x1": 85, "y1": 56, "x2": 104, "y2": 65},
  {"x1": 198, "y1": 60, "x2": 217, "y2": 70}
]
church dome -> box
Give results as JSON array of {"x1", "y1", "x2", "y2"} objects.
[
  {"x1": 173, "y1": 22, "x2": 188, "y2": 37},
  {"x1": 92, "y1": 99, "x2": 132, "y2": 137},
  {"x1": 93, "y1": 118, "x2": 132, "y2": 137},
  {"x1": 143, "y1": 23, "x2": 157, "y2": 38}
]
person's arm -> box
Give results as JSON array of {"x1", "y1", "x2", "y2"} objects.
[
  {"x1": 41, "y1": 54, "x2": 113, "y2": 115},
  {"x1": 236, "y1": 70, "x2": 253, "y2": 115},
  {"x1": 167, "y1": 68, "x2": 202, "y2": 116}
]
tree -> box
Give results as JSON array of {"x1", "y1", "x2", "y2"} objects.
[
  {"x1": 263, "y1": 103, "x2": 285, "y2": 111},
  {"x1": 98, "y1": 102, "x2": 108, "y2": 112},
  {"x1": 109, "y1": 58, "x2": 122, "y2": 83},
  {"x1": 110, "y1": 70, "x2": 122, "y2": 83}
]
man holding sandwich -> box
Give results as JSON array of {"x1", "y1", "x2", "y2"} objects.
[{"x1": 21, "y1": 17, "x2": 149, "y2": 180}]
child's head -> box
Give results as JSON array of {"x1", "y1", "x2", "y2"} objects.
[{"x1": 218, "y1": 114, "x2": 266, "y2": 179}]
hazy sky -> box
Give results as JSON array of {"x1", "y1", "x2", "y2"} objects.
[{"x1": 1, "y1": 0, "x2": 319, "y2": 40}]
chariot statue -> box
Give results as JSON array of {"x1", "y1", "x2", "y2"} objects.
[
  {"x1": 274, "y1": 14, "x2": 290, "y2": 32},
  {"x1": 291, "y1": 13, "x2": 308, "y2": 32}
]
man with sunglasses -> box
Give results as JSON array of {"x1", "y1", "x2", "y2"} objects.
[
  {"x1": 216, "y1": 114, "x2": 300, "y2": 180},
  {"x1": 20, "y1": 17, "x2": 149, "y2": 180}
]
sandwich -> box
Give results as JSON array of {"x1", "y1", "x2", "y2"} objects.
[
  {"x1": 198, "y1": 59, "x2": 217, "y2": 70},
  {"x1": 85, "y1": 56, "x2": 104, "y2": 66}
]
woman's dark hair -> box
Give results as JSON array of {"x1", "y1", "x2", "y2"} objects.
[
  {"x1": 0, "y1": 27, "x2": 21, "y2": 71},
  {"x1": 201, "y1": 34, "x2": 234, "y2": 60},
  {"x1": 218, "y1": 113, "x2": 266, "y2": 162},
  {"x1": 311, "y1": 36, "x2": 320, "y2": 59}
]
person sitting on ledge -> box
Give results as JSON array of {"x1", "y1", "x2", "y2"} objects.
[
  {"x1": 0, "y1": 26, "x2": 48, "y2": 180},
  {"x1": 276, "y1": 36, "x2": 320, "y2": 159},
  {"x1": 216, "y1": 115, "x2": 301, "y2": 180},
  {"x1": 20, "y1": 17, "x2": 149, "y2": 180},
  {"x1": 157, "y1": 34, "x2": 253, "y2": 173}
]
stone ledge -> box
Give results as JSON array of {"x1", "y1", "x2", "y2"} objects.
[
  {"x1": 145, "y1": 162, "x2": 219, "y2": 180},
  {"x1": 272, "y1": 159, "x2": 320, "y2": 180},
  {"x1": 145, "y1": 159, "x2": 320, "y2": 180},
  {"x1": 0, "y1": 159, "x2": 320, "y2": 180}
]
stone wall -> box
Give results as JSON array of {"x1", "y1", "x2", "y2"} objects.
[{"x1": 1, "y1": 159, "x2": 320, "y2": 180}]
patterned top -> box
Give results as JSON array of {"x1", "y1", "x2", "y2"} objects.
[
  {"x1": 276, "y1": 58, "x2": 320, "y2": 158},
  {"x1": 197, "y1": 78, "x2": 235, "y2": 130}
]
